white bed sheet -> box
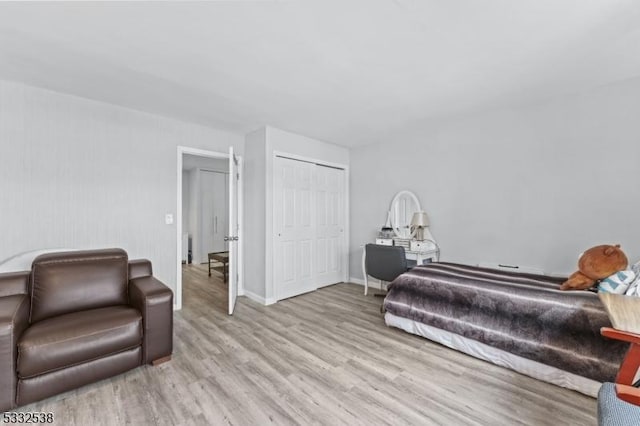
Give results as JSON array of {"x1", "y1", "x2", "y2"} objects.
[{"x1": 385, "y1": 312, "x2": 600, "y2": 397}]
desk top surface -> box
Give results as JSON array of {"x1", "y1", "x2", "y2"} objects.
[
  {"x1": 208, "y1": 251, "x2": 229, "y2": 261},
  {"x1": 406, "y1": 249, "x2": 438, "y2": 255}
]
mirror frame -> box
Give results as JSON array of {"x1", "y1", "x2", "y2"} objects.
[{"x1": 389, "y1": 190, "x2": 422, "y2": 239}]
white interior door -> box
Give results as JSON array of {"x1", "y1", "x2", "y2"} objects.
[
  {"x1": 228, "y1": 147, "x2": 239, "y2": 315},
  {"x1": 316, "y1": 165, "x2": 345, "y2": 287},
  {"x1": 274, "y1": 156, "x2": 316, "y2": 300}
]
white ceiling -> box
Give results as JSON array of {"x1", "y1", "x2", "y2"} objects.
[{"x1": 0, "y1": 1, "x2": 639, "y2": 147}]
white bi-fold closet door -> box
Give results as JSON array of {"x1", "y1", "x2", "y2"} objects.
[
  {"x1": 315, "y1": 163, "x2": 344, "y2": 287},
  {"x1": 274, "y1": 156, "x2": 345, "y2": 301}
]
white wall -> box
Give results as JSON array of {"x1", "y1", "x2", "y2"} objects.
[
  {"x1": 350, "y1": 76, "x2": 640, "y2": 280},
  {"x1": 243, "y1": 127, "x2": 267, "y2": 299},
  {"x1": 187, "y1": 169, "x2": 198, "y2": 263},
  {"x1": 0, "y1": 80, "x2": 243, "y2": 300},
  {"x1": 181, "y1": 170, "x2": 190, "y2": 233},
  {"x1": 181, "y1": 170, "x2": 190, "y2": 262},
  {"x1": 267, "y1": 127, "x2": 350, "y2": 165}
]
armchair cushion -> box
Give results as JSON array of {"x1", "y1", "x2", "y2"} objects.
[
  {"x1": 598, "y1": 382, "x2": 640, "y2": 425},
  {"x1": 30, "y1": 249, "x2": 129, "y2": 323},
  {"x1": 17, "y1": 306, "x2": 141, "y2": 379},
  {"x1": 0, "y1": 295, "x2": 30, "y2": 411}
]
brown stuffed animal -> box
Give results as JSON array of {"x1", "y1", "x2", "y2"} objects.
[{"x1": 560, "y1": 244, "x2": 628, "y2": 290}]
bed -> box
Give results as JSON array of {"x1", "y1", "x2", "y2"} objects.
[{"x1": 383, "y1": 262, "x2": 628, "y2": 397}]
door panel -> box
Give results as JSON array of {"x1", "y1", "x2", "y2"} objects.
[
  {"x1": 317, "y1": 238, "x2": 327, "y2": 275},
  {"x1": 228, "y1": 147, "x2": 239, "y2": 315},
  {"x1": 316, "y1": 165, "x2": 345, "y2": 287},
  {"x1": 283, "y1": 241, "x2": 295, "y2": 282},
  {"x1": 299, "y1": 239, "x2": 313, "y2": 279},
  {"x1": 274, "y1": 157, "x2": 316, "y2": 300}
]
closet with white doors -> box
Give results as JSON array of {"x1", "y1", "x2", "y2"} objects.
[{"x1": 273, "y1": 156, "x2": 346, "y2": 301}]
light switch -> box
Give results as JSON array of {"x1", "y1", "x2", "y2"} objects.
[{"x1": 165, "y1": 214, "x2": 174, "y2": 225}]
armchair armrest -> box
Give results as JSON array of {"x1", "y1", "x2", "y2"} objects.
[
  {"x1": 602, "y1": 327, "x2": 640, "y2": 386},
  {"x1": 614, "y1": 384, "x2": 640, "y2": 406},
  {"x1": 129, "y1": 259, "x2": 153, "y2": 280},
  {"x1": 0, "y1": 295, "x2": 30, "y2": 411},
  {"x1": 129, "y1": 276, "x2": 173, "y2": 364},
  {"x1": 601, "y1": 327, "x2": 640, "y2": 345},
  {"x1": 602, "y1": 326, "x2": 640, "y2": 406},
  {"x1": 0, "y1": 272, "x2": 30, "y2": 297}
]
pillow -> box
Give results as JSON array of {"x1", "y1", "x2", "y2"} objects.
[
  {"x1": 625, "y1": 261, "x2": 640, "y2": 296},
  {"x1": 626, "y1": 278, "x2": 640, "y2": 296},
  {"x1": 598, "y1": 270, "x2": 636, "y2": 294}
]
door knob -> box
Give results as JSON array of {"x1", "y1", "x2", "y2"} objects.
[{"x1": 224, "y1": 236, "x2": 230, "y2": 242}]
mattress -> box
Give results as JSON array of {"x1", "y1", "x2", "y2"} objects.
[
  {"x1": 383, "y1": 262, "x2": 627, "y2": 389},
  {"x1": 385, "y1": 312, "x2": 601, "y2": 396}
]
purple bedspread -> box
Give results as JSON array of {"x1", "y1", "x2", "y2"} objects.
[{"x1": 383, "y1": 262, "x2": 628, "y2": 382}]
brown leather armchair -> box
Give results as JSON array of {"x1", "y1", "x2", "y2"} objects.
[{"x1": 0, "y1": 248, "x2": 173, "y2": 411}]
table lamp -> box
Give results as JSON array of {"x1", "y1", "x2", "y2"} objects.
[{"x1": 411, "y1": 211, "x2": 430, "y2": 241}]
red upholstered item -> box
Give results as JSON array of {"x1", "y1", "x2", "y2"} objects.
[{"x1": 601, "y1": 327, "x2": 640, "y2": 406}]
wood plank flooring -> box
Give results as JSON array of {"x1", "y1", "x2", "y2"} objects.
[{"x1": 17, "y1": 264, "x2": 597, "y2": 425}]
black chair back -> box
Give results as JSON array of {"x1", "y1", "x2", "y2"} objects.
[{"x1": 365, "y1": 244, "x2": 409, "y2": 282}]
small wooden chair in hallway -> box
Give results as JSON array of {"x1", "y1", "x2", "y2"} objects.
[{"x1": 208, "y1": 251, "x2": 229, "y2": 282}]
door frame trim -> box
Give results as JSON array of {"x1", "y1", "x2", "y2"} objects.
[
  {"x1": 270, "y1": 150, "x2": 349, "y2": 302},
  {"x1": 176, "y1": 146, "x2": 244, "y2": 311}
]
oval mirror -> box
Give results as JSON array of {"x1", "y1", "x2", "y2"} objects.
[{"x1": 389, "y1": 190, "x2": 421, "y2": 238}]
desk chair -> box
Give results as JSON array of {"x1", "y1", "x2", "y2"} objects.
[
  {"x1": 364, "y1": 244, "x2": 416, "y2": 298},
  {"x1": 598, "y1": 328, "x2": 640, "y2": 425}
]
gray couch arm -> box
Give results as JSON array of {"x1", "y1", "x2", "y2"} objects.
[
  {"x1": 0, "y1": 294, "x2": 30, "y2": 411},
  {"x1": 129, "y1": 276, "x2": 173, "y2": 365}
]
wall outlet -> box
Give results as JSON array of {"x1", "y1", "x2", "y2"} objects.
[{"x1": 165, "y1": 214, "x2": 174, "y2": 225}]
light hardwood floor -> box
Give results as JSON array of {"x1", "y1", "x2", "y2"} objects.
[{"x1": 18, "y1": 264, "x2": 597, "y2": 425}]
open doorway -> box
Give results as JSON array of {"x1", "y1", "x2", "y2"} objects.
[{"x1": 176, "y1": 147, "x2": 242, "y2": 314}]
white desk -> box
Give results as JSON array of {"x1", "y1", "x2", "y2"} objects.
[
  {"x1": 405, "y1": 248, "x2": 439, "y2": 266},
  {"x1": 362, "y1": 246, "x2": 439, "y2": 296}
]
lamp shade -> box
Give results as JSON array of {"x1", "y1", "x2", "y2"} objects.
[{"x1": 411, "y1": 211, "x2": 430, "y2": 228}]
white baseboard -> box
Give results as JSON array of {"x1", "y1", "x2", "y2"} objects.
[
  {"x1": 243, "y1": 289, "x2": 266, "y2": 304},
  {"x1": 243, "y1": 290, "x2": 277, "y2": 306}
]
